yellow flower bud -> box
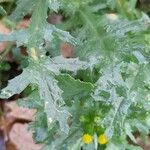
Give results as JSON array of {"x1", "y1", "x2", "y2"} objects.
[
  {"x1": 98, "y1": 134, "x2": 107, "y2": 145},
  {"x1": 82, "y1": 134, "x2": 92, "y2": 144}
]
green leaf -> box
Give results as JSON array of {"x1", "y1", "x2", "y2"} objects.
[
  {"x1": 1, "y1": 0, "x2": 150, "y2": 149},
  {"x1": 17, "y1": 90, "x2": 43, "y2": 109},
  {"x1": 143, "y1": 63, "x2": 150, "y2": 85},
  {"x1": 28, "y1": 0, "x2": 48, "y2": 48},
  {"x1": 0, "y1": 53, "x2": 87, "y2": 134},
  {"x1": 103, "y1": 96, "x2": 133, "y2": 139},
  {"x1": 56, "y1": 74, "x2": 94, "y2": 100},
  {"x1": 27, "y1": 0, "x2": 77, "y2": 48},
  {"x1": 106, "y1": 142, "x2": 143, "y2": 150},
  {"x1": 29, "y1": 111, "x2": 48, "y2": 143},
  {"x1": 51, "y1": 25, "x2": 78, "y2": 45},
  {"x1": 45, "y1": 56, "x2": 87, "y2": 74},
  {"x1": 38, "y1": 74, "x2": 70, "y2": 133},
  {"x1": 132, "y1": 51, "x2": 146, "y2": 64},
  {"x1": 125, "y1": 123, "x2": 137, "y2": 143},
  {"x1": 0, "y1": 63, "x2": 70, "y2": 133},
  {"x1": 0, "y1": 29, "x2": 29, "y2": 47},
  {"x1": 0, "y1": 5, "x2": 6, "y2": 15},
  {"x1": 8, "y1": 0, "x2": 36, "y2": 22},
  {"x1": 0, "y1": 26, "x2": 77, "y2": 48},
  {"x1": 93, "y1": 64, "x2": 125, "y2": 102},
  {"x1": 107, "y1": 17, "x2": 150, "y2": 37},
  {"x1": 0, "y1": 68, "x2": 33, "y2": 99},
  {"x1": 42, "y1": 128, "x2": 82, "y2": 150},
  {"x1": 0, "y1": 0, "x2": 77, "y2": 51},
  {"x1": 18, "y1": 90, "x2": 48, "y2": 142},
  {"x1": 48, "y1": 0, "x2": 60, "y2": 12}
]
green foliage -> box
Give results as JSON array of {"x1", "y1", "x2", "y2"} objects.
[
  {"x1": 1, "y1": 0, "x2": 150, "y2": 149},
  {"x1": 56, "y1": 74, "x2": 94, "y2": 101},
  {"x1": 8, "y1": 0, "x2": 36, "y2": 22},
  {"x1": 0, "y1": 5, "x2": 6, "y2": 15}
]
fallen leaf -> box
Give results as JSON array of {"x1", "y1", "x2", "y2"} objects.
[
  {"x1": 5, "y1": 101, "x2": 35, "y2": 121},
  {"x1": 9, "y1": 123, "x2": 42, "y2": 150}
]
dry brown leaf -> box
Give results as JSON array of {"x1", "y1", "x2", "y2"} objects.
[
  {"x1": 9, "y1": 123, "x2": 42, "y2": 150},
  {"x1": 5, "y1": 101, "x2": 35, "y2": 121},
  {"x1": 136, "y1": 136, "x2": 150, "y2": 150},
  {"x1": 6, "y1": 140, "x2": 16, "y2": 150}
]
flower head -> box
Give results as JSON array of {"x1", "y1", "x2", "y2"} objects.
[
  {"x1": 98, "y1": 134, "x2": 107, "y2": 145},
  {"x1": 82, "y1": 134, "x2": 92, "y2": 144}
]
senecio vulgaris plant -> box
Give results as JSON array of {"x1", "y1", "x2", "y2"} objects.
[{"x1": 1, "y1": 0, "x2": 150, "y2": 149}]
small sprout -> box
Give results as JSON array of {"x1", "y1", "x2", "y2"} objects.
[
  {"x1": 98, "y1": 134, "x2": 107, "y2": 145},
  {"x1": 82, "y1": 134, "x2": 93, "y2": 144}
]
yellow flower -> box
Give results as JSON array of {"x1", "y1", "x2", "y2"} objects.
[
  {"x1": 82, "y1": 134, "x2": 92, "y2": 144},
  {"x1": 98, "y1": 134, "x2": 107, "y2": 145}
]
